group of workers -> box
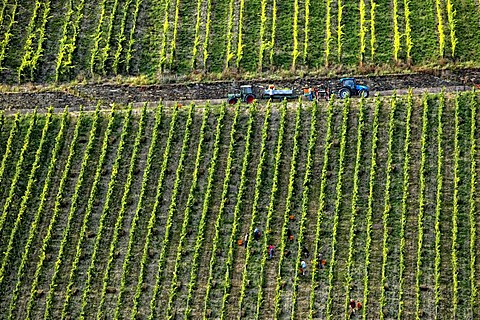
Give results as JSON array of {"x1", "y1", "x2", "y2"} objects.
[{"x1": 242, "y1": 226, "x2": 328, "y2": 277}]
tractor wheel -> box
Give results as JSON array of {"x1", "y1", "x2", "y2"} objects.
[
  {"x1": 360, "y1": 90, "x2": 369, "y2": 98},
  {"x1": 228, "y1": 97, "x2": 238, "y2": 105},
  {"x1": 339, "y1": 88, "x2": 351, "y2": 99},
  {"x1": 245, "y1": 94, "x2": 255, "y2": 104}
]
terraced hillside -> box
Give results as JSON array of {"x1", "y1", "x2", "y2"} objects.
[
  {"x1": 0, "y1": 92, "x2": 479, "y2": 319},
  {"x1": 0, "y1": 0, "x2": 480, "y2": 82}
]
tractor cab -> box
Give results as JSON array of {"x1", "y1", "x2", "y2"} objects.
[
  {"x1": 338, "y1": 77, "x2": 369, "y2": 99},
  {"x1": 227, "y1": 85, "x2": 256, "y2": 104}
]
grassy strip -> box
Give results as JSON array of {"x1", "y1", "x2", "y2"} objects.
[
  {"x1": 148, "y1": 104, "x2": 194, "y2": 319},
  {"x1": 0, "y1": 112, "x2": 36, "y2": 235},
  {"x1": 238, "y1": 103, "x2": 271, "y2": 315},
  {"x1": 291, "y1": 102, "x2": 319, "y2": 319},
  {"x1": 362, "y1": 97, "x2": 381, "y2": 320},
  {"x1": 25, "y1": 109, "x2": 82, "y2": 320},
  {"x1": 0, "y1": 110, "x2": 51, "y2": 287},
  {"x1": 274, "y1": 105, "x2": 301, "y2": 318},
  {"x1": 79, "y1": 106, "x2": 132, "y2": 319},
  {"x1": 433, "y1": 91, "x2": 444, "y2": 317},
  {"x1": 309, "y1": 99, "x2": 335, "y2": 319},
  {"x1": 218, "y1": 104, "x2": 255, "y2": 320},
  {"x1": 61, "y1": 107, "x2": 118, "y2": 318},
  {"x1": 397, "y1": 90, "x2": 413, "y2": 319},
  {"x1": 112, "y1": 104, "x2": 167, "y2": 320},
  {"x1": 325, "y1": 99, "x2": 349, "y2": 320},
  {"x1": 379, "y1": 95, "x2": 397, "y2": 319},
  {"x1": 165, "y1": 106, "x2": 210, "y2": 319},
  {"x1": 96, "y1": 105, "x2": 148, "y2": 319},
  {"x1": 343, "y1": 98, "x2": 366, "y2": 317},
  {"x1": 43, "y1": 107, "x2": 101, "y2": 319},
  {"x1": 414, "y1": 94, "x2": 429, "y2": 319},
  {"x1": 7, "y1": 109, "x2": 68, "y2": 319},
  {"x1": 128, "y1": 103, "x2": 179, "y2": 320},
  {"x1": 184, "y1": 103, "x2": 230, "y2": 318},
  {"x1": 254, "y1": 103, "x2": 287, "y2": 319}
]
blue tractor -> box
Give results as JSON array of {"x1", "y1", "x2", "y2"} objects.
[{"x1": 337, "y1": 77, "x2": 369, "y2": 99}]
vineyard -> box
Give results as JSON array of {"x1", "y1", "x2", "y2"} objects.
[
  {"x1": 0, "y1": 0, "x2": 480, "y2": 82},
  {"x1": 0, "y1": 91, "x2": 479, "y2": 319}
]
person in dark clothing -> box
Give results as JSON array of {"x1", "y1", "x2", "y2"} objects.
[
  {"x1": 301, "y1": 246, "x2": 310, "y2": 259},
  {"x1": 244, "y1": 232, "x2": 248, "y2": 248},
  {"x1": 286, "y1": 228, "x2": 293, "y2": 240},
  {"x1": 254, "y1": 227, "x2": 261, "y2": 240}
]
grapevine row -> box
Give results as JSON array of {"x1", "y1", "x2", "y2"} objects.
[
  {"x1": 17, "y1": 0, "x2": 42, "y2": 80},
  {"x1": 362, "y1": 97, "x2": 381, "y2": 320},
  {"x1": 0, "y1": 110, "x2": 51, "y2": 287},
  {"x1": 435, "y1": 0, "x2": 445, "y2": 57},
  {"x1": 468, "y1": 92, "x2": 477, "y2": 316},
  {"x1": 379, "y1": 95, "x2": 397, "y2": 320},
  {"x1": 7, "y1": 109, "x2": 68, "y2": 320},
  {"x1": 309, "y1": 98, "x2": 335, "y2": 319},
  {"x1": 254, "y1": 103, "x2": 286, "y2": 319},
  {"x1": 112, "y1": 0, "x2": 134, "y2": 73},
  {"x1": 183, "y1": 103, "x2": 230, "y2": 318},
  {"x1": 343, "y1": 97, "x2": 366, "y2": 318},
  {"x1": 168, "y1": 0, "x2": 182, "y2": 67},
  {"x1": 96, "y1": 104, "x2": 148, "y2": 319},
  {"x1": 433, "y1": 91, "x2": 444, "y2": 317},
  {"x1": 112, "y1": 104, "x2": 166, "y2": 320},
  {"x1": 148, "y1": 104, "x2": 193, "y2": 319},
  {"x1": 218, "y1": 103, "x2": 255, "y2": 320},
  {"x1": 0, "y1": 0, "x2": 17, "y2": 68},
  {"x1": 0, "y1": 114, "x2": 19, "y2": 192},
  {"x1": 25, "y1": 109, "x2": 83, "y2": 320},
  {"x1": 291, "y1": 101, "x2": 318, "y2": 319},
  {"x1": 89, "y1": 0, "x2": 109, "y2": 74},
  {"x1": 451, "y1": 94, "x2": 460, "y2": 318},
  {"x1": 0, "y1": 112, "x2": 37, "y2": 236},
  {"x1": 43, "y1": 106, "x2": 102, "y2": 319},
  {"x1": 196, "y1": 101, "x2": 234, "y2": 317},
  {"x1": 79, "y1": 106, "x2": 133, "y2": 319},
  {"x1": 165, "y1": 106, "x2": 210, "y2": 319},
  {"x1": 98, "y1": 0, "x2": 120, "y2": 73},
  {"x1": 190, "y1": 0, "x2": 203, "y2": 69},
  {"x1": 415, "y1": 94, "x2": 429, "y2": 319},
  {"x1": 397, "y1": 90, "x2": 413, "y2": 319},
  {"x1": 238, "y1": 103, "x2": 271, "y2": 315},
  {"x1": 393, "y1": 0, "x2": 400, "y2": 61},
  {"x1": 202, "y1": 0, "x2": 212, "y2": 69},
  {"x1": 128, "y1": 102, "x2": 177, "y2": 320},
  {"x1": 274, "y1": 105, "x2": 301, "y2": 318},
  {"x1": 325, "y1": 98, "x2": 349, "y2": 320},
  {"x1": 292, "y1": 0, "x2": 299, "y2": 68},
  {"x1": 236, "y1": 0, "x2": 245, "y2": 67},
  {"x1": 60, "y1": 108, "x2": 118, "y2": 318}
]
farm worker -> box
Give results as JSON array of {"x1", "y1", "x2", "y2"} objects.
[
  {"x1": 308, "y1": 87, "x2": 313, "y2": 101},
  {"x1": 301, "y1": 245, "x2": 310, "y2": 258},
  {"x1": 286, "y1": 228, "x2": 293, "y2": 241},
  {"x1": 356, "y1": 301, "x2": 362, "y2": 311},
  {"x1": 349, "y1": 299, "x2": 356, "y2": 314},
  {"x1": 317, "y1": 253, "x2": 324, "y2": 269},
  {"x1": 268, "y1": 84, "x2": 275, "y2": 96},
  {"x1": 268, "y1": 245, "x2": 275, "y2": 259},
  {"x1": 254, "y1": 227, "x2": 261, "y2": 240},
  {"x1": 284, "y1": 249, "x2": 291, "y2": 258},
  {"x1": 300, "y1": 260, "x2": 307, "y2": 276},
  {"x1": 244, "y1": 232, "x2": 248, "y2": 248}
]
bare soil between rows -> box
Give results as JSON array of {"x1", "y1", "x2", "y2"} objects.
[{"x1": 1, "y1": 69, "x2": 480, "y2": 111}]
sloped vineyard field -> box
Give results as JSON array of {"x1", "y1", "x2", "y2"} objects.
[
  {"x1": 0, "y1": 92, "x2": 479, "y2": 319},
  {"x1": 0, "y1": 0, "x2": 480, "y2": 82}
]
